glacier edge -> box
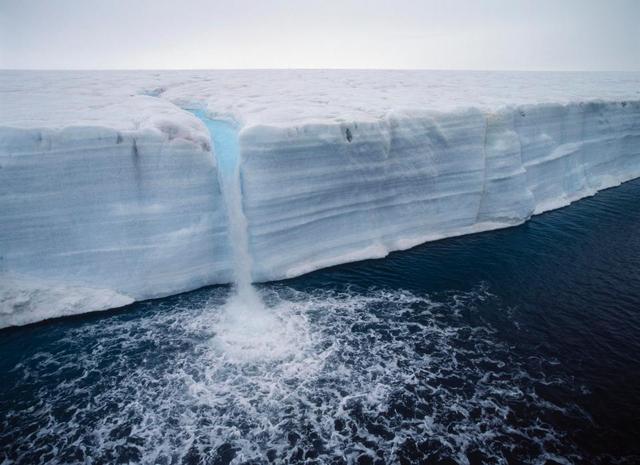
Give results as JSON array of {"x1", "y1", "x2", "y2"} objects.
[
  {"x1": 240, "y1": 100, "x2": 640, "y2": 282},
  {"x1": 1, "y1": 98, "x2": 640, "y2": 327}
]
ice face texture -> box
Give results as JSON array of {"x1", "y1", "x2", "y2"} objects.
[
  {"x1": 0, "y1": 95, "x2": 232, "y2": 327},
  {"x1": 1, "y1": 70, "x2": 639, "y2": 326},
  {"x1": 240, "y1": 102, "x2": 640, "y2": 281}
]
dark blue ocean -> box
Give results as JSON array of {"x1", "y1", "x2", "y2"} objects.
[{"x1": 2, "y1": 178, "x2": 640, "y2": 465}]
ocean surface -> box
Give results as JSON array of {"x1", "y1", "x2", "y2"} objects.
[{"x1": 1, "y1": 178, "x2": 640, "y2": 465}]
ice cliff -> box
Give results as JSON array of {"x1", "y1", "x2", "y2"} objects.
[
  {"x1": 1, "y1": 70, "x2": 639, "y2": 326},
  {"x1": 0, "y1": 93, "x2": 232, "y2": 326},
  {"x1": 240, "y1": 101, "x2": 640, "y2": 281}
]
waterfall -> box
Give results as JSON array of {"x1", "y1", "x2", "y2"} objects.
[
  {"x1": 190, "y1": 110, "x2": 261, "y2": 307},
  {"x1": 190, "y1": 109, "x2": 307, "y2": 363}
]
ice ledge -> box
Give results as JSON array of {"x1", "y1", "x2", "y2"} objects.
[{"x1": 0, "y1": 274, "x2": 135, "y2": 328}]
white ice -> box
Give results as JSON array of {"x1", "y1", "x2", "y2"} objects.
[
  {"x1": 1, "y1": 70, "x2": 639, "y2": 326},
  {"x1": 240, "y1": 102, "x2": 640, "y2": 281}
]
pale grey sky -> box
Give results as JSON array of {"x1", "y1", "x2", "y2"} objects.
[{"x1": 1, "y1": 0, "x2": 638, "y2": 71}]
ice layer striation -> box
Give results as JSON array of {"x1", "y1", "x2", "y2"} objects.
[{"x1": 1, "y1": 70, "x2": 639, "y2": 326}]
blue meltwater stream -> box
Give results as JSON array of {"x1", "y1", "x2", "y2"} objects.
[
  {"x1": 188, "y1": 110, "x2": 288, "y2": 362},
  {"x1": 189, "y1": 110, "x2": 255, "y2": 295},
  {"x1": 1, "y1": 112, "x2": 640, "y2": 464}
]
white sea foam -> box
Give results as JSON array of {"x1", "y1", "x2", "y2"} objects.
[{"x1": 1, "y1": 285, "x2": 589, "y2": 464}]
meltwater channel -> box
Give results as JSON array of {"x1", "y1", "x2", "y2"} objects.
[{"x1": 1, "y1": 122, "x2": 640, "y2": 464}]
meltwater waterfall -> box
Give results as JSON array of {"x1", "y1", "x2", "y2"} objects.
[
  {"x1": 190, "y1": 110, "x2": 258, "y2": 300},
  {"x1": 190, "y1": 109, "x2": 303, "y2": 361}
]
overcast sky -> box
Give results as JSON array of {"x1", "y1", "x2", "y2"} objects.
[{"x1": 1, "y1": 0, "x2": 638, "y2": 71}]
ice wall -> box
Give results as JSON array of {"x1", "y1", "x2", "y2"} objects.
[
  {"x1": 239, "y1": 101, "x2": 640, "y2": 282},
  {"x1": 1, "y1": 68, "x2": 640, "y2": 327},
  {"x1": 0, "y1": 103, "x2": 231, "y2": 327}
]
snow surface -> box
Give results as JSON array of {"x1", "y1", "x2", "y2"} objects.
[
  {"x1": 1, "y1": 70, "x2": 640, "y2": 326},
  {"x1": 2, "y1": 70, "x2": 640, "y2": 127}
]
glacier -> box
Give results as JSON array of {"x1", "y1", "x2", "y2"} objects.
[
  {"x1": 0, "y1": 93, "x2": 233, "y2": 327},
  {"x1": 1, "y1": 70, "x2": 639, "y2": 327},
  {"x1": 240, "y1": 101, "x2": 640, "y2": 281}
]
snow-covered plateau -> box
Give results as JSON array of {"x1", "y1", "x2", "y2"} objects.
[{"x1": 1, "y1": 70, "x2": 639, "y2": 327}]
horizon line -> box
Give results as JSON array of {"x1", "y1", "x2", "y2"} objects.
[{"x1": 2, "y1": 67, "x2": 640, "y2": 73}]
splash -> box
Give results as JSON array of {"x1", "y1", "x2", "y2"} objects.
[{"x1": 213, "y1": 288, "x2": 310, "y2": 363}]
